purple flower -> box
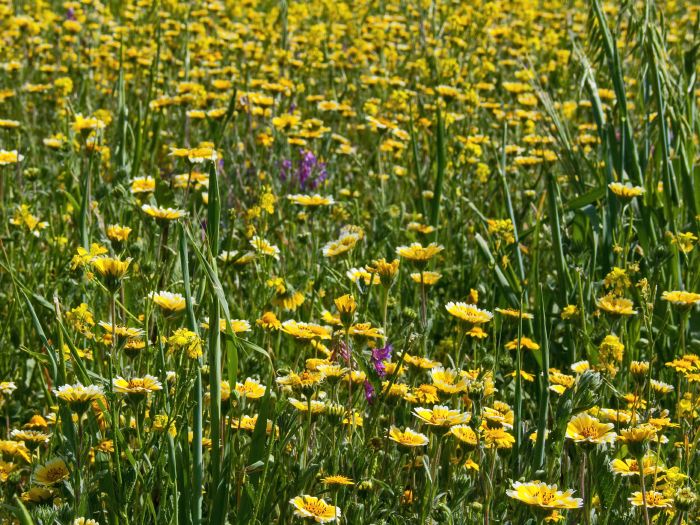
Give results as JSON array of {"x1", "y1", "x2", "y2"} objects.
[
  {"x1": 371, "y1": 343, "x2": 393, "y2": 378},
  {"x1": 279, "y1": 149, "x2": 327, "y2": 189},
  {"x1": 363, "y1": 380, "x2": 376, "y2": 404}
]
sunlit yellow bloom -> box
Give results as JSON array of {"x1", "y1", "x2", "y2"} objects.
[
  {"x1": 321, "y1": 475, "x2": 354, "y2": 486},
  {"x1": 597, "y1": 294, "x2": 637, "y2": 316},
  {"x1": 256, "y1": 311, "x2": 282, "y2": 330},
  {"x1": 610, "y1": 455, "x2": 662, "y2": 477},
  {"x1": 106, "y1": 225, "x2": 132, "y2": 242},
  {"x1": 505, "y1": 337, "x2": 540, "y2": 351},
  {"x1": 507, "y1": 481, "x2": 583, "y2": 509},
  {"x1": 281, "y1": 320, "x2": 332, "y2": 340},
  {"x1": 565, "y1": 412, "x2": 616, "y2": 445},
  {"x1": 445, "y1": 302, "x2": 493, "y2": 324},
  {"x1": 628, "y1": 491, "x2": 672, "y2": 508},
  {"x1": 149, "y1": 291, "x2": 186, "y2": 312},
  {"x1": 113, "y1": 375, "x2": 162, "y2": 397},
  {"x1": 34, "y1": 458, "x2": 69, "y2": 486},
  {"x1": 130, "y1": 176, "x2": 155, "y2": 194},
  {"x1": 396, "y1": 242, "x2": 444, "y2": 263},
  {"x1": 287, "y1": 194, "x2": 334, "y2": 206},
  {"x1": 661, "y1": 290, "x2": 700, "y2": 308},
  {"x1": 141, "y1": 204, "x2": 187, "y2": 220},
  {"x1": 235, "y1": 378, "x2": 266, "y2": 399},
  {"x1": 388, "y1": 426, "x2": 429, "y2": 447},
  {"x1": 608, "y1": 182, "x2": 644, "y2": 198},
  {"x1": 413, "y1": 405, "x2": 468, "y2": 427},
  {"x1": 289, "y1": 495, "x2": 341, "y2": 523}
]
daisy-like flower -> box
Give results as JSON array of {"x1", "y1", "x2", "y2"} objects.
[
  {"x1": 388, "y1": 426, "x2": 429, "y2": 447},
  {"x1": 235, "y1": 378, "x2": 266, "y2": 399},
  {"x1": 250, "y1": 236, "x2": 281, "y2": 260},
  {"x1": 322, "y1": 233, "x2": 360, "y2": 258},
  {"x1": 413, "y1": 405, "x2": 469, "y2": 427},
  {"x1": 106, "y1": 225, "x2": 132, "y2": 242},
  {"x1": 289, "y1": 495, "x2": 341, "y2": 523},
  {"x1": 201, "y1": 318, "x2": 251, "y2": 334},
  {"x1": 281, "y1": 320, "x2": 332, "y2": 340},
  {"x1": 445, "y1": 302, "x2": 493, "y2": 324},
  {"x1": 661, "y1": 290, "x2": 700, "y2": 309},
  {"x1": 507, "y1": 481, "x2": 583, "y2": 509},
  {"x1": 608, "y1": 182, "x2": 645, "y2": 199},
  {"x1": 10, "y1": 430, "x2": 50, "y2": 450},
  {"x1": 628, "y1": 491, "x2": 672, "y2": 508},
  {"x1": 33, "y1": 458, "x2": 70, "y2": 486},
  {"x1": 0, "y1": 149, "x2": 24, "y2": 165},
  {"x1": 113, "y1": 376, "x2": 163, "y2": 397},
  {"x1": 54, "y1": 383, "x2": 104, "y2": 413},
  {"x1": 449, "y1": 424, "x2": 478, "y2": 447},
  {"x1": 256, "y1": 311, "x2": 282, "y2": 330},
  {"x1": 410, "y1": 271, "x2": 442, "y2": 285},
  {"x1": 130, "y1": 176, "x2": 155, "y2": 194},
  {"x1": 321, "y1": 475, "x2": 354, "y2": 486},
  {"x1": 430, "y1": 367, "x2": 469, "y2": 394},
  {"x1": 610, "y1": 455, "x2": 662, "y2": 477},
  {"x1": 287, "y1": 194, "x2": 335, "y2": 206},
  {"x1": 149, "y1": 291, "x2": 186, "y2": 312},
  {"x1": 597, "y1": 295, "x2": 637, "y2": 316},
  {"x1": 504, "y1": 337, "x2": 540, "y2": 351},
  {"x1": 396, "y1": 242, "x2": 444, "y2": 263},
  {"x1": 91, "y1": 256, "x2": 131, "y2": 289},
  {"x1": 565, "y1": 412, "x2": 616, "y2": 445},
  {"x1": 482, "y1": 425, "x2": 515, "y2": 449},
  {"x1": 141, "y1": 204, "x2": 187, "y2": 221}
]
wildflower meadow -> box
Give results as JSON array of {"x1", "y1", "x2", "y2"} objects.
[{"x1": 0, "y1": 0, "x2": 699, "y2": 524}]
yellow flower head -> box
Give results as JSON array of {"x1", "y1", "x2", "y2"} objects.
[
  {"x1": 149, "y1": 291, "x2": 186, "y2": 313},
  {"x1": 289, "y1": 495, "x2": 341, "y2": 523},
  {"x1": 507, "y1": 481, "x2": 583, "y2": 509},
  {"x1": 565, "y1": 412, "x2": 616, "y2": 445},
  {"x1": 388, "y1": 426, "x2": 429, "y2": 447},
  {"x1": 34, "y1": 458, "x2": 70, "y2": 486},
  {"x1": 396, "y1": 242, "x2": 444, "y2": 263},
  {"x1": 445, "y1": 302, "x2": 493, "y2": 324}
]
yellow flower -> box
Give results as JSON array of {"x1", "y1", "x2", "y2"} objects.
[
  {"x1": 72, "y1": 114, "x2": 106, "y2": 133},
  {"x1": 366, "y1": 258, "x2": 400, "y2": 286},
  {"x1": 141, "y1": 204, "x2": 187, "y2": 221},
  {"x1": 149, "y1": 291, "x2": 186, "y2": 312},
  {"x1": 334, "y1": 294, "x2": 357, "y2": 315},
  {"x1": 91, "y1": 256, "x2": 131, "y2": 281},
  {"x1": 608, "y1": 182, "x2": 644, "y2": 199},
  {"x1": 507, "y1": 481, "x2": 583, "y2": 509},
  {"x1": 449, "y1": 424, "x2": 478, "y2": 447},
  {"x1": 0, "y1": 150, "x2": 23, "y2": 165},
  {"x1": 661, "y1": 290, "x2": 700, "y2": 309},
  {"x1": 0, "y1": 440, "x2": 31, "y2": 463},
  {"x1": 0, "y1": 460, "x2": 17, "y2": 481},
  {"x1": 396, "y1": 242, "x2": 444, "y2": 263},
  {"x1": 413, "y1": 405, "x2": 469, "y2": 427},
  {"x1": 410, "y1": 271, "x2": 442, "y2": 285},
  {"x1": 495, "y1": 308, "x2": 534, "y2": 320},
  {"x1": 10, "y1": 429, "x2": 50, "y2": 450},
  {"x1": 54, "y1": 384, "x2": 104, "y2": 413},
  {"x1": 167, "y1": 328, "x2": 202, "y2": 359},
  {"x1": 505, "y1": 337, "x2": 540, "y2": 351},
  {"x1": 106, "y1": 225, "x2": 132, "y2": 242},
  {"x1": 130, "y1": 176, "x2": 155, "y2": 194},
  {"x1": 388, "y1": 426, "x2": 429, "y2": 447},
  {"x1": 628, "y1": 491, "x2": 672, "y2": 508},
  {"x1": 610, "y1": 455, "x2": 662, "y2": 477},
  {"x1": 287, "y1": 194, "x2": 335, "y2": 206},
  {"x1": 34, "y1": 458, "x2": 70, "y2": 486},
  {"x1": 235, "y1": 378, "x2": 266, "y2": 399},
  {"x1": 250, "y1": 236, "x2": 280, "y2": 259},
  {"x1": 561, "y1": 305, "x2": 579, "y2": 320},
  {"x1": 445, "y1": 302, "x2": 493, "y2": 324},
  {"x1": 201, "y1": 318, "x2": 251, "y2": 334},
  {"x1": 113, "y1": 376, "x2": 163, "y2": 397},
  {"x1": 348, "y1": 322, "x2": 384, "y2": 340},
  {"x1": 281, "y1": 320, "x2": 332, "y2": 340},
  {"x1": 565, "y1": 412, "x2": 616, "y2": 445},
  {"x1": 482, "y1": 425, "x2": 515, "y2": 449},
  {"x1": 597, "y1": 294, "x2": 637, "y2": 316},
  {"x1": 256, "y1": 311, "x2": 282, "y2": 330},
  {"x1": 289, "y1": 495, "x2": 341, "y2": 523},
  {"x1": 430, "y1": 367, "x2": 469, "y2": 394},
  {"x1": 321, "y1": 475, "x2": 354, "y2": 486}
]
